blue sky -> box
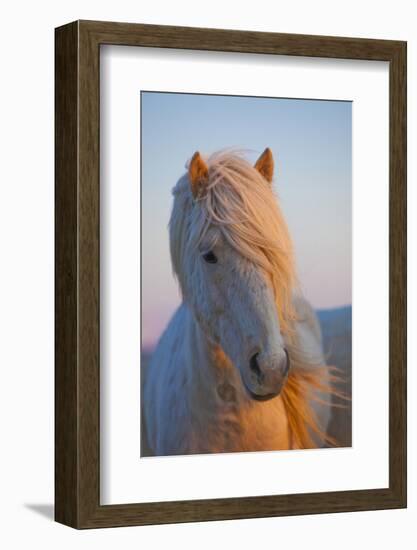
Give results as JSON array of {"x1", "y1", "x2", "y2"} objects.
[{"x1": 141, "y1": 91, "x2": 352, "y2": 350}]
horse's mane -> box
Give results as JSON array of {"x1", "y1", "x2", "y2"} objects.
[{"x1": 170, "y1": 150, "x2": 342, "y2": 448}]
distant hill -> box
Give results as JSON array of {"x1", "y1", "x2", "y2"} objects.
[
  {"x1": 317, "y1": 305, "x2": 352, "y2": 373},
  {"x1": 317, "y1": 305, "x2": 352, "y2": 447}
]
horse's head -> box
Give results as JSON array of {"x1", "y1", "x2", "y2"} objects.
[{"x1": 170, "y1": 149, "x2": 296, "y2": 400}]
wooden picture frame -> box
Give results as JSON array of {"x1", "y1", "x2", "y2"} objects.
[{"x1": 55, "y1": 20, "x2": 407, "y2": 529}]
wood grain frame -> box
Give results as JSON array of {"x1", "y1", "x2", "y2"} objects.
[{"x1": 55, "y1": 20, "x2": 407, "y2": 529}]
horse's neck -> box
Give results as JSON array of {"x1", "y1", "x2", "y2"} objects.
[
  {"x1": 184, "y1": 307, "x2": 236, "y2": 388},
  {"x1": 286, "y1": 294, "x2": 325, "y2": 366},
  {"x1": 181, "y1": 305, "x2": 245, "y2": 407}
]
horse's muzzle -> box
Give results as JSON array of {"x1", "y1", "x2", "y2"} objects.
[{"x1": 244, "y1": 349, "x2": 290, "y2": 400}]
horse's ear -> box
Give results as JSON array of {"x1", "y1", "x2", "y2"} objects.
[
  {"x1": 188, "y1": 152, "x2": 209, "y2": 198},
  {"x1": 254, "y1": 148, "x2": 274, "y2": 184}
]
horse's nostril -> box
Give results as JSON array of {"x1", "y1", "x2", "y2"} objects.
[{"x1": 250, "y1": 353, "x2": 263, "y2": 382}]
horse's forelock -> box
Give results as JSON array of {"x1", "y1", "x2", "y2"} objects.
[{"x1": 197, "y1": 151, "x2": 297, "y2": 334}]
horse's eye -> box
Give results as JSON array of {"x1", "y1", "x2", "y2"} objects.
[{"x1": 202, "y1": 251, "x2": 218, "y2": 264}]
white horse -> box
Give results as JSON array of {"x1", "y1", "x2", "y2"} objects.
[{"x1": 143, "y1": 149, "x2": 338, "y2": 456}]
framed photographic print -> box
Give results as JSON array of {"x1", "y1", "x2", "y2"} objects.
[{"x1": 55, "y1": 20, "x2": 407, "y2": 528}]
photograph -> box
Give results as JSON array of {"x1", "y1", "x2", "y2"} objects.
[{"x1": 140, "y1": 91, "x2": 352, "y2": 457}]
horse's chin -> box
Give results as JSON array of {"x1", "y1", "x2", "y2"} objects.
[{"x1": 242, "y1": 381, "x2": 283, "y2": 402}]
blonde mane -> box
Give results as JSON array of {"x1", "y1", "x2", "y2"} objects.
[{"x1": 170, "y1": 150, "x2": 341, "y2": 449}]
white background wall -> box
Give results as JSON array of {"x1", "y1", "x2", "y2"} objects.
[{"x1": 0, "y1": 0, "x2": 415, "y2": 547}]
